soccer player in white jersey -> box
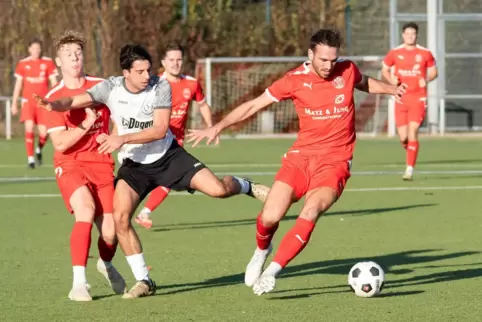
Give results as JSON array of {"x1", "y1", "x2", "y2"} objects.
[{"x1": 36, "y1": 44, "x2": 270, "y2": 299}]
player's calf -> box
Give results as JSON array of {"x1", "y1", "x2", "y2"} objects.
[
  {"x1": 190, "y1": 168, "x2": 269, "y2": 201},
  {"x1": 69, "y1": 187, "x2": 97, "y2": 299},
  {"x1": 251, "y1": 187, "x2": 337, "y2": 295},
  {"x1": 95, "y1": 214, "x2": 126, "y2": 295},
  {"x1": 113, "y1": 180, "x2": 156, "y2": 298},
  {"x1": 245, "y1": 181, "x2": 295, "y2": 287}
]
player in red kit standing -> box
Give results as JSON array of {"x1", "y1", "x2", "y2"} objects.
[
  {"x1": 11, "y1": 38, "x2": 58, "y2": 168},
  {"x1": 135, "y1": 43, "x2": 219, "y2": 229},
  {"x1": 382, "y1": 22, "x2": 438, "y2": 180},
  {"x1": 42, "y1": 31, "x2": 125, "y2": 301},
  {"x1": 187, "y1": 28, "x2": 407, "y2": 295}
]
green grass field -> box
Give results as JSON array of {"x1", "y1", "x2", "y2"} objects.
[{"x1": 1, "y1": 137, "x2": 482, "y2": 321}]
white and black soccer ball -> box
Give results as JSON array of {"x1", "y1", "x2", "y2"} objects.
[{"x1": 348, "y1": 261, "x2": 385, "y2": 298}]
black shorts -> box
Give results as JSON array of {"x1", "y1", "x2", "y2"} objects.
[{"x1": 115, "y1": 140, "x2": 206, "y2": 201}]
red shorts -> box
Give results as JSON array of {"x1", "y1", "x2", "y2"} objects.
[
  {"x1": 20, "y1": 99, "x2": 47, "y2": 125},
  {"x1": 55, "y1": 162, "x2": 115, "y2": 216},
  {"x1": 274, "y1": 152, "x2": 352, "y2": 201},
  {"x1": 395, "y1": 96, "x2": 427, "y2": 127}
]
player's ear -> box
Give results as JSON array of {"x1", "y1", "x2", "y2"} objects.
[
  {"x1": 55, "y1": 56, "x2": 62, "y2": 68},
  {"x1": 122, "y1": 69, "x2": 130, "y2": 78},
  {"x1": 161, "y1": 59, "x2": 166, "y2": 68},
  {"x1": 308, "y1": 48, "x2": 314, "y2": 61}
]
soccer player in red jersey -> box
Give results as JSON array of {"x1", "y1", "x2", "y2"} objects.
[
  {"x1": 43, "y1": 31, "x2": 125, "y2": 301},
  {"x1": 187, "y1": 28, "x2": 407, "y2": 295},
  {"x1": 135, "y1": 43, "x2": 218, "y2": 229},
  {"x1": 11, "y1": 38, "x2": 58, "y2": 168},
  {"x1": 382, "y1": 22, "x2": 438, "y2": 180}
]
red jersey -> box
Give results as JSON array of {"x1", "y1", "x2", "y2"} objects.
[
  {"x1": 159, "y1": 73, "x2": 205, "y2": 140},
  {"x1": 266, "y1": 60, "x2": 362, "y2": 161},
  {"x1": 44, "y1": 76, "x2": 113, "y2": 166},
  {"x1": 383, "y1": 44, "x2": 436, "y2": 96},
  {"x1": 14, "y1": 56, "x2": 58, "y2": 101}
]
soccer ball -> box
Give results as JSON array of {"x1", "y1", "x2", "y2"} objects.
[{"x1": 348, "y1": 261, "x2": 385, "y2": 298}]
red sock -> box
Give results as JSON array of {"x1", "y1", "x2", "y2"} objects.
[
  {"x1": 401, "y1": 140, "x2": 408, "y2": 150},
  {"x1": 98, "y1": 237, "x2": 117, "y2": 262},
  {"x1": 38, "y1": 135, "x2": 48, "y2": 150},
  {"x1": 144, "y1": 186, "x2": 170, "y2": 212},
  {"x1": 256, "y1": 213, "x2": 279, "y2": 250},
  {"x1": 25, "y1": 132, "x2": 34, "y2": 158},
  {"x1": 406, "y1": 140, "x2": 419, "y2": 167},
  {"x1": 272, "y1": 218, "x2": 315, "y2": 268},
  {"x1": 70, "y1": 222, "x2": 92, "y2": 267}
]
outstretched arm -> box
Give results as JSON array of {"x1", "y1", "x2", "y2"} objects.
[
  {"x1": 214, "y1": 92, "x2": 274, "y2": 133},
  {"x1": 35, "y1": 92, "x2": 95, "y2": 112},
  {"x1": 355, "y1": 75, "x2": 407, "y2": 98},
  {"x1": 186, "y1": 92, "x2": 275, "y2": 147},
  {"x1": 35, "y1": 78, "x2": 114, "y2": 112}
]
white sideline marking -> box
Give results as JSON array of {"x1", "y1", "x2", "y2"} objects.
[
  {"x1": 1, "y1": 185, "x2": 482, "y2": 198},
  {"x1": 1, "y1": 169, "x2": 482, "y2": 183},
  {"x1": 2, "y1": 162, "x2": 482, "y2": 169}
]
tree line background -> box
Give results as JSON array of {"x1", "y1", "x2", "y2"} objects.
[{"x1": 0, "y1": 0, "x2": 480, "y2": 135}]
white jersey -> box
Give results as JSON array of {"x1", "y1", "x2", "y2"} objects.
[{"x1": 87, "y1": 75, "x2": 174, "y2": 164}]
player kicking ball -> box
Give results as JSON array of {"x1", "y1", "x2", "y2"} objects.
[
  {"x1": 37, "y1": 44, "x2": 269, "y2": 299},
  {"x1": 135, "y1": 42, "x2": 219, "y2": 229},
  {"x1": 41, "y1": 31, "x2": 125, "y2": 301},
  {"x1": 382, "y1": 22, "x2": 438, "y2": 180},
  {"x1": 187, "y1": 28, "x2": 407, "y2": 296}
]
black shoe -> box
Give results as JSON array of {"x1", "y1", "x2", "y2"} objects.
[
  {"x1": 28, "y1": 162, "x2": 35, "y2": 169},
  {"x1": 36, "y1": 150, "x2": 42, "y2": 166}
]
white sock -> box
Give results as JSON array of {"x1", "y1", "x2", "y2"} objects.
[
  {"x1": 406, "y1": 166, "x2": 414, "y2": 174},
  {"x1": 126, "y1": 253, "x2": 149, "y2": 281},
  {"x1": 140, "y1": 207, "x2": 151, "y2": 217},
  {"x1": 35, "y1": 146, "x2": 41, "y2": 154},
  {"x1": 256, "y1": 246, "x2": 271, "y2": 255},
  {"x1": 233, "y1": 177, "x2": 250, "y2": 194},
  {"x1": 73, "y1": 266, "x2": 87, "y2": 286},
  {"x1": 263, "y1": 262, "x2": 282, "y2": 277},
  {"x1": 27, "y1": 156, "x2": 35, "y2": 163}
]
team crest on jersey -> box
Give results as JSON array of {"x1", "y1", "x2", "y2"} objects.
[
  {"x1": 332, "y1": 76, "x2": 345, "y2": 89},
  {"x1": 140, "y1": 104, "x2": 154, "y2": 117},
  {"x1": 183, "y1": 88, "x2": 191, "y2": 99},
  {"x1": 40, "y1": 63, "x2": 47, "y2": 70},
  {"x1": 415, "y1": 54, "x2": 422, "y2": 62},
  {"x1": 413, "y1": 64, "x2": 420, "y2": 70},
  {"x1": 180, "y1": 102, "x2": 188, "y2": 109}
]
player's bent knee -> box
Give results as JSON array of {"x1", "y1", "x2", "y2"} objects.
[
  {"x1": 260, "y1": 206, "x2": 286, "y2": 227},
  {"x1": 259, "y1": 213, "x2": 281, "y2": 227},
  {"x1": 24, "y1": 121, "x2": 34, "y2": 133},
  {"x1": 96, "y1": 214, "x2": 116, "y2": 240},
  {"x1": 113, "y1": 210, "x2": 131, "y2": 233}
]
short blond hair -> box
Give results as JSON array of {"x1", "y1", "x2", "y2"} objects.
[{"x1": 54, "y1": 30, "x2": 85, "y2": 52}]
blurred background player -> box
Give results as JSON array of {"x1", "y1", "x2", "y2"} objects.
[
  {"x1": 11, "y1": 38, "x2": 58, "y2": 168},
  {"x1": 41, "y1": 31, "x2": 125, "y2": 301},
  {"x1": 187, "y1": 28, "x2": 406, "y2": 296},
  {"x1": 382, "y1": 22, "x2": 438, "y2": 181},
  {"x1": 135, "y1": 42, "x2": 218, "y2": 229}
]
